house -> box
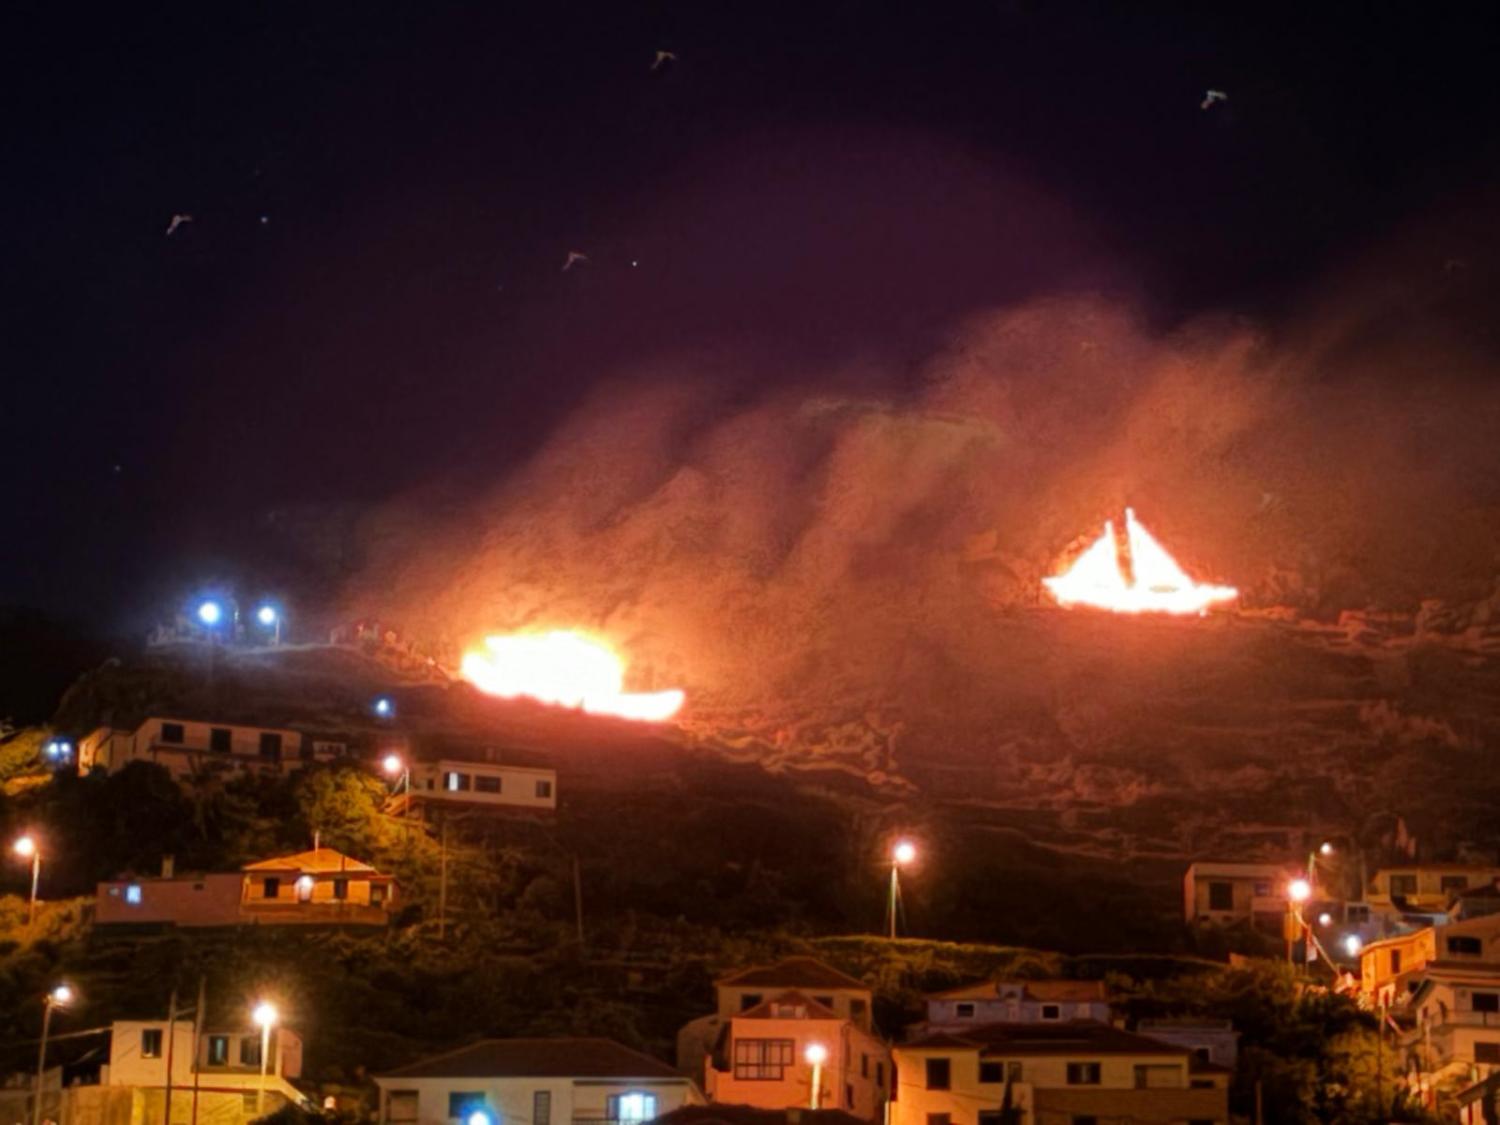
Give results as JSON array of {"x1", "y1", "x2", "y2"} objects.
[
  {"x1": 702, "y1": 992, "x2": 891, "y2": 1121},
  {"x1": 78, "y1": 716, "x2": 352, "y2": 782},
  {"x1": 398, "y1": 758, "x2": 558, "y2": 816},
  {"x1": 1135, "y1": 1019, "x2": 1239, "y2": 1070},
  {"x1": 1359, "y1": 913, "x2": 1500, "y2": 1005},
  {"x1": 922, "y1": 981, "x2": 1110, "y2": 1029},
  {"x1": 677, "y1": 959, "x2": 878, "y2": 1081},
  {"x1": 96, "y1": 848, "x2": 397, "y2": 928},
  {"x1": 891, "y1": 1021, "x2": 1229, "y2": 1125},
  {"x1": 1367, "y1": 865, "x2": 1500, "y2": 916},
  {"x1": 373, "y1": 1038, "x2": 701, "y2": 1125},
  {"x1": 103, "y1": 1016, "x2": 307, "y2": 1125},
  {"x1": 1450, "y1": 881, "x2": 1500, "y2": 922},
  {"x1": 1397, "y1": 965, "x2": 1500, "y2": 1094},
  {"x1": 1182, "y1": 862, "x2": 1291, "y2": 930}
]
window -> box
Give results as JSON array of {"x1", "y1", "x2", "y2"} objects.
[
  {"x1": 876, "y1": 1061, "x2": 884, "y2": 1088},
  {"x1": 333, "y1": 878, "x2": 349, "y2": 901},
  {"x1": 1071, "y1": 1117, "x2": 1098, "y2": 1125},
  {"x1": 1207, "y1": 881, "x2": 1234, "y2": 911},
  {"x1": 536, "y1": 779, "x2": 553, "y2": 799},
  {"x1": 844, "y1": 1084, "x2": 854, "y2": 1109},
  {"x1": 263, "y1": 877, "x2": 281, "y2": 899},
  {"x1": 609, "y1": 1093, "x2": 658, "y2": 1125},
  {"x1": 296, "y1": 876, "x2": 314, "y2": 903},
  {"x1": 925, "y1": 1116, "x2": 951, "y2": 1125},
  {"x1": 733, "y1": 1038, "x2": 794, "y2": 1080},
  {"x1": 1474, "y1": 993, "x2": 1500, "y2": 1013},
  {"x1": 475, "y1": 775, "x2": 502, "y2": 793},
  {"x1": 1348, "y1": 904, "x2": 1371, "y2": 922},
  {"x1": 813, "y1": 994, "x2": 835, "y2": 1009},
  {"x1": 387, "y1": 1092, "x2": 419, "y2": 1125},
  {"x1": 1389, "y1": 874, "x2": 1418, "y2": 897},
  {"x1": 126, "y1": 884, "x2": 143, "y2": 905},
  {"x1": 1476, "y1": 1042, "x2": 1500, "y2": 1064},
  {"x1": 739, "y1": 993, "x2": 763, "y2": 1011},
  {"x1": 210, "y1": 727, "x2": 232, "y2": 753},
  {"x1": 956, "y1": 1002, "x2": 976, "y2": 1019},
  {"x1": 300, "y1": 739, "x2": 316, "y2": 762},
  {"x1": 448, "y1": 1093, "x2": 486, "y2": 1120},
  {"x1": 160, "y1": 722, "x2": 184, "y2": 744},
  {"x1": 861, "y1": 1053, "x2": 869, "y2": 1078},
  {"x1": 207, "y1": 1036, "x2": 230, "y2": 1066},
  {"x1": 925, "y1": 1058, "x2": 951, "y2": 1090},
  {"x1": 979, "y1": 1114, "x2": 1006, "y2": 1125},
  {"x1": 372, "y1": 885, "x2": 387, "y2": 906},
  {"x1": 445, "y1": 772, "x2": 472, "y2": 792},
  {"x1": 141, "y1": 1028, "x2": 163, "y2": 1058},
  {"x1": 1390, "y1": 950, "x2": 1402, "y2": 974},
  {"x1": 240, "y1": 1037, "x2": 261, "y2": 1067},
  {"x1": 1450, "y1": 937, "x2": 1484, "y2": 956},
  {"x1": 1442, "y1": 875, "x2": 1470, "y2": 892},
  {"x1": 1066, "y1": 1062, "x2": 1102, "y2": 1085},
  {"x1": 1041, "y1": 1004, "x2": 1061, "y2": 1020},
  {"x1": 259, "y1": 733, "x2": 282, "y2": 761},
  {"x1": 851, "y1": 998, "x2": 868, "y2": 1023},
  {"x1": 533, "y1": 1091, "x2": 551, "y2": 1125},
  {"x1": 979, "y1": 1062, "x2": 1003, "y2": 1084},
  {"x1": 1134, "y1": 1064, "x2": 1181, "y2": 1088}
]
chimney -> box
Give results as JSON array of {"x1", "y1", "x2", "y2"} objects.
[{"x1": 161, "y1": 855, "x2": 175, "y2": 879}]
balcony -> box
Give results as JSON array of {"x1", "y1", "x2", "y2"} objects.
[{"x1": 1433, "y1": 1010, "x2": 1500, "y2": 1029}]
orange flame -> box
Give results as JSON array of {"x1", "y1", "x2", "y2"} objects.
[
  {"x1": 460, "y1": 630, "x2": 685, "y2": 721},
  {"x1": 1043, "y1": 509, "x2": 1237, "y2": 614}
]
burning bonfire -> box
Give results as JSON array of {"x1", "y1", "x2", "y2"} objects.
[
  {"x1": 1043, "y1": 509, "x2": 1237, "y2": 615},
  {"x1": 460, "y1": 629, "x2": 685, "y2": 721}
]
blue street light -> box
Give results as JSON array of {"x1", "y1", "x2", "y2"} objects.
[
  {"x1": 197, "y1": 600, "x2": 223, "y2": 626},
  {"x1": 373, "y1": 697, "x2": 396, "y2": 719}
]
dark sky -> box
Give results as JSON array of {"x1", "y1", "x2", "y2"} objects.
[{"x1": 3, "y1": 1, "x2": 1497, "y2": 631}]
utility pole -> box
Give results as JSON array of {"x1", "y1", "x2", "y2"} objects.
[
  {"x1": 572, "y1": 854, "x2": 585, "y2": 947},
  {"x1": 163, "y1": 988, "x2": 178, "y2": 1125},
  {"x1": 190, "y1": 976, "x2": 205, "y2": 1125}
]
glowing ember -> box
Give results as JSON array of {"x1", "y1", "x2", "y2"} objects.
[
  {"x1": 1043, "y1": 509, "x2": 1237, "y2": 614},
  {"x1": 460, "y1": 630, "x2": 685, "y2": 721}
]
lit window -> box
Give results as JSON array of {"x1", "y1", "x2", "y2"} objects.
[
  {"x1": 610, "y1": 1093, "x2": 657, "y2": 1125},
  {"x1": 445, "y1": 772, "x2": 472, "y2": 792},
  {"x1": 141, "y1": 1028, "x2": 163, "y2": 1058},
  {"x1": 126, "y1": 884, "x2": 143, "y2": 905}
]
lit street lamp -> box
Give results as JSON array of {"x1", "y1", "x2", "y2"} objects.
[
  {"x1": 382, "y1": 753, "x2": 411, "y2": 815},
  {"x1": 252, "y1": 1001, "x2": 278, "y2": 1117},
  {"x1": 1343, "y1": 934, "x2": 1364, "y2": 958},
  {"x1": 887, "y1": 839, "x2": 917, "y2": 940},
  {"x1": 255, "y1": 604, "x2": 282, "y2": 645},
  {"x1": 33, "y1": 984, "x2": 73, "y2": 1125},
  {"x1": 373, "y1": 696, "x2": 396, "y2": 719},
  {"x1": 1285, "y1": 878, "x2": 1312, "y2": 967},
  {"x1": 197, "y1": 600, "x2": 224, "y2": 627},
  {"x1": 804, "y1": 1042, "x2": 828, "y2": 1109},
  {"x1": 12, "y1": 835, "x2": 41, "y2": 927}
]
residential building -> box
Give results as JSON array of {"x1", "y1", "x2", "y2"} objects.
[
  {"x1": 102, "y1": 1016, "x2": 306, "y2": 1125},
  {"x1": 1135, "y1": 1019, "x2": 1239, "y2": 1070},
  {"x1": 892, "y1": 1021, "x2": 1229, "y2": 1125},
  {"x1": 1367, "y1": 865, "x2": 1500, "y2": 915},
  {"x1": 78, "y1": 716, "x2": 352, "y2": 782},
  {"x1": 677, "y1": 958, "x2": 878, "y2": 1086},
  {"x1": 1182, "y1": 862, "x2": 1291, "y2": 930},
  {"x1": 96, "y1": 847, "x2": 397, "y2": 928},
  {"x1": 1399, "y1": 965, "x2": 1500, "y2": 1094},
  {"x1": 702, "y1": 991, "x2": 891, "y2": 1121},
  {"x1": 1360, "y1": 913, "x2": 1500, "y2": 1005},
  {"x1": 398, "y1": 758, "x2": 558, "y2": 816},
  {"x1": 1450, "y1": 882, "x2": 1500, "y2": 922},
  {"x1": 923, "y1": 981, "x2": 1110, "y2": 1029},
  {"x1": 373, "y1": 1038, "x2": 701, "y2": 1125}
]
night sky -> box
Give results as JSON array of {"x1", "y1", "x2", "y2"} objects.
[{"x1": 4, "y1": 2, "x2": 1498, "y2": 636}]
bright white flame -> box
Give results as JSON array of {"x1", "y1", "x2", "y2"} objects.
[
  {"x1": 1043, "y1": 509, "x2": 1237, "y2": 615},
  {"x1": 893, "y1": 840, "x2": 917, "y2": 865},
  {"x1": 461, "y1": 631, "x2": 684, "y2": 722}
]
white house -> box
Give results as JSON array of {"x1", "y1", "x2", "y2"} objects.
[
  {"x1": 1183, "y1": 861, "x2": 1292, "y2": 930},
  {"x1": 923, "y1": 980, "x2": 1110, "y2": 1028},
  {"x1": 374, "y1": 1038, "x2": 701, "y2": 1125},
  {"x1": 78, "y1": 717, "x2": 349, "y2": 782},
  {"x1": 401, "y1": 758, "x2": 558, "y2": 815}
]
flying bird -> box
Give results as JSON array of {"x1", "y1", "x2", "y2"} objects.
[
  {"x1": 1200, "y1": 89, "x2": 1228, "y2": 110},
  {"x1": 563, "y1": 251, "x2": 590, "y2": 272},
  {"x1": 165, "y1": 213, "x2": 193, "y2": 236},
  {"x1": 651, "y1": 49, "x2": 677, "y2": 72}
]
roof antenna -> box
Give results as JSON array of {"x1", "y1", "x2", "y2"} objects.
[{"x1": 313, "y1": 830, "x2": 320, "y2": 851}]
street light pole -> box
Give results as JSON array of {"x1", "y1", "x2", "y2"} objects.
[
  {"x1": 12, "y1": 836, "x2": 41, "y2": 928},
  {"x1": 251, "y1": 1002, "x2": 277, "y2": 1118},
  {"x1": 887, "y1": 840, "x2": 916, "y2": 940},
  {"x1": 33, "y1": 985, "x2": 72, "y2": 1125},
  {"x1": 804, "y1": 1044, "x2": 827, "y2": 1110}
]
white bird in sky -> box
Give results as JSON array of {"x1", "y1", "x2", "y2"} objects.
[
  {"x1": 165, "y1": 213, "x2": 193, "y2": 236},
  {"x1": 652, "y1": 49, "x2": 677, "y2": 72},
  {"x1": 563, "y1": 250, "x2": 590, "y2": 272},
  {"x1": 1200, "y1": 89, "x2": 1228, "y2": 110}
]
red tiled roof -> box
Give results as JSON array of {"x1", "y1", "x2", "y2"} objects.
[
  {"x1": 377, "y1": 1038, "x2": 685, "y2": 1080},
  {"x1": 243, "y1": 848, "x2": 379, "y2": 874},
  {"x1": 716, "y1": 957, "x2": 868, "y2": 991},
  {"x1": 902, "y1": 1021, "x2": 1190, "y2": 1058}
]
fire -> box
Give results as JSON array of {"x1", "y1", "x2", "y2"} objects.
[
  {"x1": 1043, "y1": 509, "x2": 1237, "y2": 615},
  {"x1": 459, "y1": 630, "x2": 685, "y2": 721}
]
